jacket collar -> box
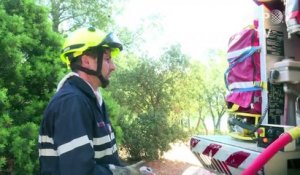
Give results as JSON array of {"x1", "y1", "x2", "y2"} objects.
[{"x1": 68, "y1": 75, "x2": 97, "y2": 100}]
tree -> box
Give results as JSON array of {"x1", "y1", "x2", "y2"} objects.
[
  {"x1": 178, "y1": 49, "x2": 228, "y2": 135},
  {"x1": 108, "y1": 44, "x2": 189, "y2": 160},
  {"x1": 110, "y1": 44, "x2": 188, "y2": 115},
  {"x1": 38, "y1": 0, "x2": 123, "y2": 33},
  {"x1": 0, "y1": 0, "x2": 63, "y2": 174},
  {"x1": 183, "y1": 61, "x2": 209, "y2": 134},
  {"x1": 202, "y1": 50, "x2": 228, "y2": 133}
]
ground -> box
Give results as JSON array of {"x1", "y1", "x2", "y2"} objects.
[{"x1": 143, "y1": 142, "x2": 215, "y2": 175}]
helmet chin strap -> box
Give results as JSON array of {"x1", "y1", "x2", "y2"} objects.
[
  {"x1": 95, "y1": 48, "x2": 110, "y2": 88},
  {"x1": 71, "y1": 48, "x2": 110, "y2": 88},
  {"x1": 72, "y1": 65, "x2": 109, "y2": 88},
  {"x1": 98, "y1": 74, "x2": 109, "y2": 88}
]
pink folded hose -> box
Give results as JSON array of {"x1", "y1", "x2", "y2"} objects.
[{"x1": 242, "y1": 127, "x2": 300, "y2": 175}]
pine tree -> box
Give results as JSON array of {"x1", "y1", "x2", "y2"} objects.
[{"x1": 0, "y1": 0, "x2": 63, "y2": 174}]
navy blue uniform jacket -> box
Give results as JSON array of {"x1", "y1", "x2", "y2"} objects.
[{"x1": 38, "y1": 75, "x2": 121, "y2": 175}]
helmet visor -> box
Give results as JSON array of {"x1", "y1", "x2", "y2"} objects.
[{"x1": 100, "y1": 32, "x2": 123, "y2": 58}]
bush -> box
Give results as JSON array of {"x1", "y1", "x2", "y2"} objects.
[
  {"x1": 120, "y1": 111, "x2": 186, "y2": 161},
  {"x1": 0, "y1": 114, "x2": 39, "y2": 175},
  {"x1": 10, "y1": 122, "x2": 39, "y2": 174}
]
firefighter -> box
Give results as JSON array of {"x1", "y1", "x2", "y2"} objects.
[{"x1": 38, "y1": 27, "x2": 139, "y2": 175}]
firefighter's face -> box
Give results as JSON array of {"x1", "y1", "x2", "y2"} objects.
[{"x1": 101, "y1": 49, "x2": 116, "y2": 80}]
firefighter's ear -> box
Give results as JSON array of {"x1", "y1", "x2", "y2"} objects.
[
  {"x1": 81, "y1": 55, "x2": 89, "y2": 66},
  {"x1": 81, "y1": 55, "x2": 96, "y2": 68}
]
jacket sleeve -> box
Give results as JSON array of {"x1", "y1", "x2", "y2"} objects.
[{"x1": 46, "y1": 94, "x2": 113, "y2": 175}]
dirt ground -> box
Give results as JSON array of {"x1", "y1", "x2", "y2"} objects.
[{"x1": 143, "y1": 142, "x2": 215, "y2": 175}]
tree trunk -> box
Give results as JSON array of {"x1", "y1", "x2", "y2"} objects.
[
  {"x1": 50, "y1": 0, "x2": 60, "y2": 32},
  {"x1": 195, "y1": 108, "x2": 208, "y2": 135}
]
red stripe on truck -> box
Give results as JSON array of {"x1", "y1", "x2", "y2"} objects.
[
  {"x1": 225, "y1": 151, "x2": 250, "y2": 168},
  {"x1": 202, "y1": 143, "x2": 222, "y2": 157}
]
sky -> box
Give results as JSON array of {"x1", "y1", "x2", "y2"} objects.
[{"x1": 115, "y1": 0, "x2": 257, "y2": 59}]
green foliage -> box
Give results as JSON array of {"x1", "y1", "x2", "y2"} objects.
[
  {"x1": 38, "y1": 0, "x2": 123, "y2": 33},
  {"x1": 0, "y1": 114, "x2": 39, "y2": 174},
  {"x1": 109, "y1": 44, "x2": 191, "y2": 160},
  {"x1": 0, "y1": 114, "x2": 11, "y2": 170},
  {"x1": 0, "y1": 0, "x2": 63, "y2": 174},
  {"x1": 101, "y1": 89, "x2": 126, "y2": 146},
  {"x1": 201, "y1": 50, "x2": 227, "y2": 132},
  {"x1": 9, "y1": 122, "x2": 39, "y2": 174},
  {"x1": 0, "y1": 0, "x2": 63, "y2": 125},
  {"x1": 110, "y1": 44, "x2": 189, "y2": 115},
  {"x1": 174, "y1": 49, "x2": 228, "y2": 134},
  {"x1": 120, "y1": 111, "x2": 186, "y2": 161}
]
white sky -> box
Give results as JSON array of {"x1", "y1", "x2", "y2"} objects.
[{"x1": 116, "y1": 0, "x2": 257, "y2": 59}]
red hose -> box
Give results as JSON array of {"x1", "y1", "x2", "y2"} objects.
[{"x1": 241, "y1": 133, "x2": 292, "y2": 175}]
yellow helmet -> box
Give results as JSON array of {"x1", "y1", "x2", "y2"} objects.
[{"x1": 60, "y1": 27, "x2": 123, "y2": 66}]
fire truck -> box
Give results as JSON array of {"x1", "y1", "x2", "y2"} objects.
[{"x1": 190, "y1": 0, "x2": 300, "y2": 174}]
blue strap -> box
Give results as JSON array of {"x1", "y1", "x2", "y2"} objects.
[
  {"x1": 224, "y1": 46, "x2": 260, "y2": 89},
  {"x1": 231, "y1": 86, "x2": 262, "y2": 92},
  {"x1": 228, "y1": 47, "x2": 252, "y2": 63}
]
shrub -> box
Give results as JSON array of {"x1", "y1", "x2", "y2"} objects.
[{"x1": 120, "y1": 111, "x2": 186, "y2": 161}]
